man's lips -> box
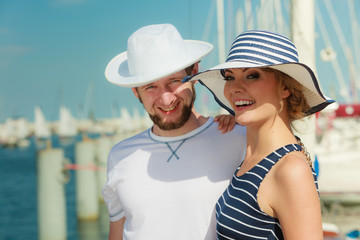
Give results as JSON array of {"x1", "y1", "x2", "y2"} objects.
[{"x1": 159, "y1": 103, "x2": 179, "y2": 113}]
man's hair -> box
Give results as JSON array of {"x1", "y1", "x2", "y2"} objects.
[{"x1": 185, "y1": 62, "x2": 199, "y2": 76}]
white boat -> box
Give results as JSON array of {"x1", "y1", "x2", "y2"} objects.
[
  {"x1": 15, "y1": 118, "x2": 31, "y2": 148},
  {"x1": 58, "y1": 105, "x2": 78, "y2": 138},
  {"x1": 0, "y1": 118, "x2": 17, "y2": 147},
  {"x1": 34, "y1": 106, "x2": 51, "y2": 139},
  {"x1": 119, "y1": 107, "x2": 135, "y2": 133},
  {"x1": 316, "y1": 114, "x2": 360, "y2": 204},
  {"x1": 323, "y1": 222, "x2": 342, "y2": 240},
  {"x1": 0, "y1": 118, "x2": 31, "y2": 148}
]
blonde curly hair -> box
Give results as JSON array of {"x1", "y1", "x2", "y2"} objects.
[{"x1": 263, "y1": 68, "x2": 310, "y2": 123}]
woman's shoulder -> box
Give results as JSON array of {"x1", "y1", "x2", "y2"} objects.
[{"x1": 273, "y1": 151, "x2": 314, "y2": 187}]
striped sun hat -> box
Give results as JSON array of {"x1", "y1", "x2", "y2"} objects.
[{"x1": 184, "y1": 30, "x2": 334, "y2": 116}]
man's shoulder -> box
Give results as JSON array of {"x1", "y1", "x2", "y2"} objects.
[
  {"x1": 207, "y1": 121, "x2": 246, "y2": 137},
  {"x1": 110, "y1": 128, "x2": 150, "y2": 153},
  {"x1": 232, "y1": 123, "x2": 247, "y2": 134}
]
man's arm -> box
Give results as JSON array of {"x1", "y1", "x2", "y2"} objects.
[{"x1": 108, "y1": 217, "x2": 125, "y2": 240}]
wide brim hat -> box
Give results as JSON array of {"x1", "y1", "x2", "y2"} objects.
[
  {"x1": 184, "y1": 30, "x2": 335, "y2": 116},
  {"x1": 105, "y1": 24, "x2": 213, "y2": 87}
]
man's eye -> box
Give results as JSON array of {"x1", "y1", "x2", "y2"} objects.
[{"x1": 145, "y1": 85, "x2": 155, "y2": 90}]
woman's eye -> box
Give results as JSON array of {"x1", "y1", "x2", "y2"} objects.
[
  {"x1": 245, "y1": 72, "x2": 260, "y2": 80},
  {"x1": 223, "y1": 75, "x2": 234, "y2": 81}
]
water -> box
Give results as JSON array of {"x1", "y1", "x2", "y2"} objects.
[
  {"x1": 0, "y1": 135, "x2": 109, "y2": 240},
  {"x1": 1, "y1": 133, "x2": 360, "y2": 239}
]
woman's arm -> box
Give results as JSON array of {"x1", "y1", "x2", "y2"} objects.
[
  {"x1": 214, "y1": 114, "x2": 237, "y2": 133},
  {"x1": 272, "y1": 154, "x2": 323, "y2": 240}
]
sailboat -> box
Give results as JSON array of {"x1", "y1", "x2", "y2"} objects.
[
  {"x1": 34, "y1": 106, "x2": 51, "y2": 139},
  {"x1": 119, "y1": 107, "x2": 135, "y2": 133},
  {"x1": 0, "y1": 118, "x2": 17, "y2": 147},
  {"x1": 0, "y1": 117, "x2": 31, "y2": 148},
  {"x1": 34, "y1": 106, "x2": 51, "y2": 147},
  {"x1": 57, "y1": 105, "x2": 78, "y2": 144},
  {"x1": 15, "y1": 118, "x2": 31, "y2": 148}
]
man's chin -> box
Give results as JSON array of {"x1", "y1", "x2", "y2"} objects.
[{"x1": 154, "y1": 118, "x2": 186, "y2": 131}]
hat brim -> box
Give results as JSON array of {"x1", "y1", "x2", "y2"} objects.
[
  {"x1": 105, "y1": 40, "x2": 213, "y2": 87},
  {"x1": 184, "y1": 61, "x2": 334, "y2": 116}
]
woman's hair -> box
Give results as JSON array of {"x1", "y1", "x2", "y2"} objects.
[{"x1": 263, "y1": 68, "x2": 310, "y2": 122}]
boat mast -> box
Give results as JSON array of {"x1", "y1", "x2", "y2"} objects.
[
  {"x1": 291, "y1": 0, "x2": 315, "y2": 69},
  {"x1": 323, "y1": 0, "x2": 358, "y2": 102},
  {"x1": 216, "y1": 0, "x2": 226, "y2": 63},
  {"x1": 291, "y1": 0, "x2": 317, "y2": 159}
]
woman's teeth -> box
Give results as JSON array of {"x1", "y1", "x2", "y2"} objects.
[{"x1": 235, "y1": 100, "x2": 255, "y2": 107}]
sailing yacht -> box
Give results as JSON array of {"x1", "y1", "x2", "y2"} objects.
[
  {"x1": 57, "y1": 105, "x2": 78, "y2": 144},
  {"x1": 34, "y1": 106, "x2": 51, "y2": 139},
  {"x1": 0, "y1": 117, "x2": 31, "y2": 148},
  {"x1": 34, "y1": 106, "x2": 51, "y2": 148}
]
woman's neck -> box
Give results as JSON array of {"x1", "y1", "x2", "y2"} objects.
[{"x1": 245, "y1": 117, "x2": 297, "y2": 162}]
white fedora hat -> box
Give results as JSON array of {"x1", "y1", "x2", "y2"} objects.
[
  {"x1": 105, "y1": 23, "x2": 213, "y2": 87},
  {"x1": 184, "y1": 30, "x2": 335, "y2": 116}
]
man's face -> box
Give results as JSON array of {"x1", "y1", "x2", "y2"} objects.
[{"x1": 132, "y1": 69, "x2": 196, "y2": 131}]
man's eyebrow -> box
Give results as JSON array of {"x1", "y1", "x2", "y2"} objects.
[
  {"x1": 139, "y1": 83, "x2": 153, "y2": 89},
  {"x1": 168, "y1": 77, "x2": 183, "y2": 80}
]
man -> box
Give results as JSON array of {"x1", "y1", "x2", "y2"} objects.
[{"x1": 102, "y1": 23, "x2": 246, "y2": 240}]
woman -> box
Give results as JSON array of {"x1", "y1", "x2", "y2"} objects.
[{"x1": 184, "y1": 30, "x2": 334, "y2": 239}]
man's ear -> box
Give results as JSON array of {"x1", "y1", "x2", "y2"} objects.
[
  {"x1": 131, "y1": 87, "x2": 139, "y2": 99},
  {"x1": 192, "y1": 62, "x2": 199, "y2": 75}
]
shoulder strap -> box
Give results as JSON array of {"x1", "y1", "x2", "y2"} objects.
[{"x1": 252, "y1": 143, "x2": 302, "y2": 180}]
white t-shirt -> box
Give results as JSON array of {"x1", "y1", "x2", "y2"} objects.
[{"x1": 102, "y1": 117, "x2": 246, "y2": 240}]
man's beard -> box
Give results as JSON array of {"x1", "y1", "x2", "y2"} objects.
[{"x1": 146, "y1": 85, "x2": 196, "y2": 131}]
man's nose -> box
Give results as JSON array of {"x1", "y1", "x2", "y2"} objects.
[{"x1": 159, "y1": 90, "x2": 176, "y2": 106}]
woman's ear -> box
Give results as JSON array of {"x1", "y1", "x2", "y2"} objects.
[{"x1": 281, "y1": 86, "x2": 291, "y2": 99}]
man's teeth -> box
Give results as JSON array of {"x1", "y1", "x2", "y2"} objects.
[
  {"x1": 234, "y1": 100, "x2": 255, "y2": 107},
  {"x1": 162, "y1": 106, "x2": 176, "y2": 111}
]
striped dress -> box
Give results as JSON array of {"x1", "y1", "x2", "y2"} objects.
[{"x1": 215, "y1": 144, "x2": 319, "y2": 240}]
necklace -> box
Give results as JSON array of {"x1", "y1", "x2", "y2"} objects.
[{"x1": 296, "y1": 137, "x2": 312, "y2": 167}]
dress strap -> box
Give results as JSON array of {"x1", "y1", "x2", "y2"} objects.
[{"x1": 253, "y1": 143, "x2": 302, "y2": 180}]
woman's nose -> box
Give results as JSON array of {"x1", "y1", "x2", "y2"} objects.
[{"x1": 228, "y1": 79, "x2": 245, "y2": 93}]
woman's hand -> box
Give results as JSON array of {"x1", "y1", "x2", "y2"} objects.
[{"x1": 214, "y1": 114, "x2": 237, "y2": 133}]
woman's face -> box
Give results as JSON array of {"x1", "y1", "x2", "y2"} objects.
[{"x1": 223, "y1": 68, "x2": 290, "y2": 127}]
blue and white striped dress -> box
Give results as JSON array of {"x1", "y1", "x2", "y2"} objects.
[{"x1": 215, "y1": 144, "x2": 319, "y2": 240}]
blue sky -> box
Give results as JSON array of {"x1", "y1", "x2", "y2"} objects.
[{"x1": 0, "y1": 0, "x2": 359, "y2": 123}]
